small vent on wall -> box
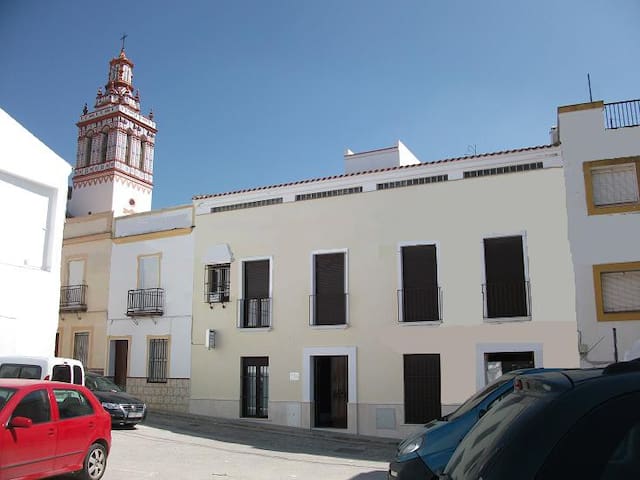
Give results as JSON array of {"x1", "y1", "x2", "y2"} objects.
[
  {"x1": 463, "y1": 162, "x2": 543, "y2": 179},
  {"x1": 295, "y1": 186, "x2": 363, "y2": 201},
  {"x1": 210, "y1": 197, "x2": 283, "y2": 213},
  {"x1": 377, "y1": 174, "x2": 448, "y2": 190}
]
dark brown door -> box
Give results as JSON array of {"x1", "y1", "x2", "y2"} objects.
[
  {"x1": 404, "y1": 354, "x2": 441, "y2": 424},
  {"x1": 114, "y1": 340, "x2": 128, "y2": 389},
  {"x1": 314, "y1": 356, "x2": 348, "y2": 428}
]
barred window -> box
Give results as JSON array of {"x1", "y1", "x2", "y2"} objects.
[
  {"x1": 295, "y1": 187, "x2": 363, "y2": 201},
  {"x1": 463, "y1": 162, "x2": 543, "y2": 179},
  {"x1": 210, "y1": 197, "x2": 282, "y2": 213},
  {"x1": 148, "y1": 338, "x2": 168, "y2": 383},
  {"x1": 594, "y1": 262, "x2": 640, "y2": 321},
  {"x1": 73, "y1": 332, "x2": 89, "y2": 366},
  {"x1": 205, "y1": 264, "x2": 230, "y2": 303},
  {"x1": 591, "y1": 163, "x2": 639, "y2": 206},
  {"x1": 377, "y1": 175, "x2": 448, "y2": 190}
]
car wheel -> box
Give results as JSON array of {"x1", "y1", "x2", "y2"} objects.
[{"x1": 78, "y1": 443, "x2": 107, "y2": 480}]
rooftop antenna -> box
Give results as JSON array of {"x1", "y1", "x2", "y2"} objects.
[{"x1": 587, "y1": 73, "x2": 593, "y2": 102}]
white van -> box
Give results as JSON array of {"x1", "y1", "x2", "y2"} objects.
[{"x1": 0, "y1": 356, "x2": 85, "y2": 385}]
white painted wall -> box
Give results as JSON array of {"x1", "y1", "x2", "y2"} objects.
[
  {"x1": 107, "y1": 206, "x2": 194, "y2": 378},
  {"x1": 558, "y1": 102, "x2": 640, "y2": 366},
  {"x1": 0, "y1": 108, "x2": 72, "y2": 356},
  {"x1": 69, "y1": 177, "x2": 152, "y2": 218},
  {"x1": 344, "y1": 141, "x2": 420, "y2": 174}
]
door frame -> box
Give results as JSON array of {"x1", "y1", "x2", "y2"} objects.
[{"x1": 303, "y1": 346, "x2": 356, "y2": 429}]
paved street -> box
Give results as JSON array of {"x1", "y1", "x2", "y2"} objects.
[{"x1": 60, "y1": 412, "x2": 397, "y2": 480}]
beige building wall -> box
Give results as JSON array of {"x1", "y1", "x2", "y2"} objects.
[
  {"x1": 58, "y1": 211, "x2": 113, "y2": 373},
  {"x1": 190, "y1": 163, "x2": 579, "y2": 438}
]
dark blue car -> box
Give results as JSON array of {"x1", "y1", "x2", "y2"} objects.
[{"x1": 388, "y1": 368, "x2": 557, "y2": 479}]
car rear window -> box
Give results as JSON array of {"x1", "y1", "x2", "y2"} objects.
[
  {"x1": 444, "y1": 392, "x2": 539, "y2": 479},
  {"x1": 0, "y1": 364, "x2": 42, "y2": 379},
  {"x1": 52, "y1": 365, "x2": 71, "y2": 383}
]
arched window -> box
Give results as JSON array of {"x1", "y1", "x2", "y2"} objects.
[
  {"x1": 84, "y1": 132, "x2": 93, "y2": 166},
  {"x1": 139, "y1": 137, "x2": 147, "y2": 170},
  {"x1": 125, "y1": 130, "x2": 133, "y2": 165},
  {"x1": 100, "y1": 128, "x2": 109, "y2": 163}
]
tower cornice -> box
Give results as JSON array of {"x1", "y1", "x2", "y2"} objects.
[{"x1": 77, "y1": 105, "x2": 156, "y2": 132}]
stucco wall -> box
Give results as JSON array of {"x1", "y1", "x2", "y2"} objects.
[
  {"x1": 190, "y1": 165, "x2": 579, "y2": 437},
  {"x1": 558, "y1": 102, "x2": 640, "y2": 366}
]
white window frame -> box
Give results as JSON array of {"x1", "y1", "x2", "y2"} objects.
[
  {"x1": 480, "y1": 231, "x2": 531, "y2": 322},
  {"x1": 396, "y1": 240, "x2": 442, "y2": 325},
  {"x1": 309, "y1": 248, "x2": 349, "y2": 328},
  {"x1": 237, "y1": 256, "x2": 273, "y2": 330}
]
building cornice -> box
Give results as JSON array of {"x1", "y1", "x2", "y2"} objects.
[{"x1": 113, "y1": 227, "x2": 193, "y2": 244}]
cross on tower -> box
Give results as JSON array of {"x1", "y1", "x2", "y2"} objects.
[{"x1": 120, "y1": 33, "x2": 128, "y2": 51}]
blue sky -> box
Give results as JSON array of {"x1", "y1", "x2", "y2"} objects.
[{"x1": 1, "y1": 1, "x2": 639, "y2": 210}]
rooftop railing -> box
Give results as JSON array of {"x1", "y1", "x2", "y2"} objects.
[{"x1": 605, "y1": 99, "x2": 640, "y2": 129}]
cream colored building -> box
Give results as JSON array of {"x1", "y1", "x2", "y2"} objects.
[
  {"x1": 190, "y1": 141, "x2": 580, "y2": 439},
  {"x1": 57, "y1": 212, "x2": 113, "y2": 372}
]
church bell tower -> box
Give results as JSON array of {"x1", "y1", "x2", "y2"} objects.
[{"x1": 68, "y1": 42, "x2": 157, "y2": 217}]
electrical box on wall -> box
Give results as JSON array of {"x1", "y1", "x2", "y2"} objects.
[{"x1": 205, "y1": 329, "x2": 216, "y2": 349}]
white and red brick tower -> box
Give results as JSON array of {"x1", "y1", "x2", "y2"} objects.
[{"x1": 68, "y1": 44, "x2": 157, "y2": 217}]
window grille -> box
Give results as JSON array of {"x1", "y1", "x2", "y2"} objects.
[
  {"x1": 148, "y1": 338, "x2": 168, "y2": 383},
  {"x1": 295, "y1": 186, "x2": 363, "y2": 201},
  {"x1": 377, "y1": 175, "x2": 448, "y2": 190},
  {"x1": 204, "y1": 264, "x2": 230, "y2": 303},
  {"x1": 602, "y1": 270, "x2": 640, "y2": 313},
  {"x1": 210, "y1": 197, "x2": 282, "y2": 213},
  {"x1": 463, "y1": 162, "x2": 543, "y2": 179},
  {"x1": 591, "y1": 163, "x2": 639, "y2": 206},
  {"x1": 73, "y1": 332, "x2": 89, "y2": 366}
]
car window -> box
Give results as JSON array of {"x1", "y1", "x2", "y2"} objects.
[
  {"x1": 54, "y1": 389, "x2": 94, "y2": 419},
  {"x1": 73, "y1": 365, "x2": 83, "y2": 385},
  {"x1": 0, "y1": 363, "x2": 42, "y2": 379},
  {"x1": 535, "y1": 392, "x2": 640, "y2": 480},
  {"x1": 12, "y1": 389, "x2": 51, "y2": 424},
  {"x1": 52, "y1": 365, "x2": 71, "y2": 383},
  {"x1": 0, "y1": 387, "x2": 16, "y2": 412},
  {"x1": 87, "y1": 374, "x2": 123, "y2": 392},
  {"x1": 446, "y1": 373, "x2": 516, "y2": 421}
]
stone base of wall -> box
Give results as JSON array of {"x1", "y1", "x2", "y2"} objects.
[{"x1": 126, "y1": 378, "x2": 190, "y2": 413}]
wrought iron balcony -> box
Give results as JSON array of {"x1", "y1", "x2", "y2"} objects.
[
  {"x1": 237, "y1": 297, "x2": 272, "y2": 328},
  {"x1": 397, "y1": 286, "x2": 442, "y2": 322},
  {"x1": 309, "y1": 293, "x2": 348, "y2": 326},
  {"x1": 482, "y1": 281, "x2": 531, "y2": 319},
  {"x1": 126, "y1": 288, "x2": 164, "y2": 316},
  {"x1": 60, "y1": 284, "x2": 88, "y2": 312},
  {"x1": 605, "y1": 99, "x2": 640, "y2": 129}
]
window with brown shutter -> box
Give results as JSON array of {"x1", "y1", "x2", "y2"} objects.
[
  {"x1": 313, "y1": 253, "x2": 346, "y2": 325},
  {"x1": 400, "y1": 245, "x2": 440, "y2": 322},
  {"x1": 240, "y1": 260, "x2": 271, "y2": 328}
]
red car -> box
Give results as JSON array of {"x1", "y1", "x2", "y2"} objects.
[{"x1": 0, "y1": 379, "x2": 111, "y2": 480}]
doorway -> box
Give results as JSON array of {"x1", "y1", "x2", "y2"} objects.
[
  {"x1": 110, "y1": 339, "x2": 129, "y2": 389},
  {"x1": 313, "y1": 355, "x2": 348, "y2": 428}
]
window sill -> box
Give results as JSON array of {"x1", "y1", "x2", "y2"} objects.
[
  {"x1": 237, "y1": 326, "x2": 272, "y2": 332},
  {"x1": 310, "y1": 324, "x2": 349, "y2": 330},
  {"x1": 484, "y1": 316, "x2": 531, "y2": 324},
  {"x1": 398, "y1": 320, "x2": 442, "y2": 327}
]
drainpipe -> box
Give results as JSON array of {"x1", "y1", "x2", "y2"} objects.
[{"x1": 613, "y1": 328, "x2": 619, "y2": 363}]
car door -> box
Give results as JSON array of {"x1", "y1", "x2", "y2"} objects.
[
  {"x1": 0, "y1": 387, "x2": 57, "y2": 479},
  {"x1": 534, "y1": 392, "x2": 640, "y2": 480},
  {"x1": 53, "y1": 388, "x2": 97, "y2": 470}
]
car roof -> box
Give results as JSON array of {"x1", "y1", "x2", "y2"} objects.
[{"x1": 0, "y1": 378, "x2": 86, "y2": 389}]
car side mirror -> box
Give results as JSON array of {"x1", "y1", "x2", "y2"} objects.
[
  {"x1": 478, "y1": 409, "x2": 487, "y2": 419},
  {"x1": 9, "y1": 416, "x2": 32, "y2": 429}
]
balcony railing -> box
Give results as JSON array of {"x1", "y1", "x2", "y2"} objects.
[
  {"x1": 126, "y1": 288, "x2": 164, "y2": 316},
  {"x1": 605, "y1": 100, "x2": 640, "y2": 129},
  {"x1": 60, "y1": 284, "x2": 88, "y2": 312},
  {"x1": 309, "y1": 293, "x2": 348, "y2": 326},
  {"x1": 482, "y1": 281, "x2": 531, "y2": 319},
  {"x1": 237, "y1": 298, "x2": 272, "y2": 328},
  {"x1": 397, "y1": 286, "x2": 442, "y2": 322}
]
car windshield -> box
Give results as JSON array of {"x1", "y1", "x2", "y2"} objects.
[
  {"x1": 445, "y1": 372, "x2": 516, "y2": 421},
  {"x1": 0, "y1": 387, "x2": 16, "y2": 412},
  {"x1": 86, "y1": 375, "x2": 123, "y2": 392}
]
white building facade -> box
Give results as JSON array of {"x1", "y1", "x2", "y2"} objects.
[
  {"x1": 107, "y1": 205, "x2": 194, "y2": 411},
  {"x1": 558, "y1": 99, "x2": 640, "y2": 366},
  {"x1": 189, "y1": 142, "x2": 580, "y2": 439},
  {"x1": 0, "y1": 108, "x2": 72, "y2": 356}
]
